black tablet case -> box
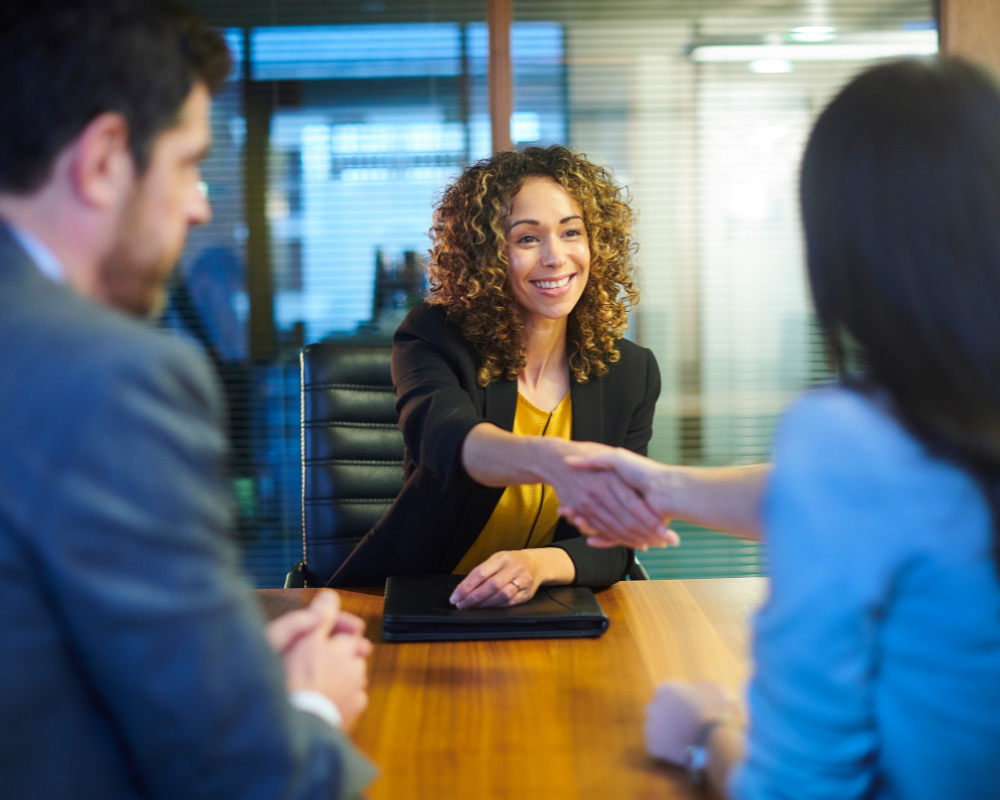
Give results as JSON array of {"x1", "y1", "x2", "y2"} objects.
[{"x1": 382, "y1": 574, "x2": 610, "y2": 642}]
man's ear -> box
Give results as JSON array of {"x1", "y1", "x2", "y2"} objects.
[{"x1": 68, "y1": 112, "x2": 135, "y2": 210}]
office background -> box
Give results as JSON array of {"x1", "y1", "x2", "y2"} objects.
[{"x1": 169, "y1": 0, "x2": 936, "y2": 587}]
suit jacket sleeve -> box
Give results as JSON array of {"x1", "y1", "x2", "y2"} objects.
[
  {"x1": 548, "y1": 347, "x2": 661, "y2": 586},
  {"x1": 392, "y1": 305, "x2": 486, "y2": 487},
  {"x1": 33, "y1": 334, "x2": 374, "y2": 800}
]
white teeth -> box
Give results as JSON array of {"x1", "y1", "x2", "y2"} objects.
[{"x1": 533, "y1": 275, "x2": 571, "y2": 290}]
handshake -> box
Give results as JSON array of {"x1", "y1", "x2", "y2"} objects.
[
  {"x1": 551, "y1": 442, "x2": 766, "y2": 548},
  {"x1": 553, "y1": 443, "x2": 681, "y2": 550}
]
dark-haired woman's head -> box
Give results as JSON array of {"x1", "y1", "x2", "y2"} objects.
[
  {"x1": 428, "y1": 145, "x2": 639, "y2": 386},
  {"x1": 801, "y1": 57, "x2": 1000, "y2": 470}
]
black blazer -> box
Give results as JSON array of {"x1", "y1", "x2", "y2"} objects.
[{"x1": 330, "y1": 303, "x2": 661, "y2": 588}]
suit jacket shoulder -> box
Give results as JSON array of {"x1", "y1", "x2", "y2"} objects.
[{"x1": 0, "y1": 225, "x2": 375, "y2": 799}]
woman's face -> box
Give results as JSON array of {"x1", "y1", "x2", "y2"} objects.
[{"x1": 505, "y1": 175, "x2": 591, "y2": 325}]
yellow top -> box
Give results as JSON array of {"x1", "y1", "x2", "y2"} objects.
[{"x1": 452, "y1": 391, "x2": 573, "y2": 575}]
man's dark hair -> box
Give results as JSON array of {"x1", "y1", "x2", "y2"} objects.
[
  {"x1": 801, "y1": 57, "x2": 1000, "y2": 577},
  {"x1": 0, "y1": 0, "x2": 232, "y2": 193}
]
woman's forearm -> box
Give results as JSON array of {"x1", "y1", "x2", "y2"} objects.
[
  {"x1": 530, "y1": 547, "x2": 577, "y2": 585},
  {"x1": 653, "y1": 464, "x2": 771, "y2": 541},
  {"x1": 461, "y1": 423, "x2": 672, "y2": 548},
  {"x1": 461, "y1": 422, "x2": 562, "y2": 487}
]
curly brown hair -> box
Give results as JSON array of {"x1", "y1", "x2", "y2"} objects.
[{"x1": 427, "y1": 145, "x2": 640, "y2": 386}]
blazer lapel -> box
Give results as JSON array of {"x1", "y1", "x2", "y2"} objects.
[
  {"x1": 571, "y1": 372, "x2": 605, "y2": 443},
  {"x1": 483, "y1": 375, "x2": 518, "y2": 429}
]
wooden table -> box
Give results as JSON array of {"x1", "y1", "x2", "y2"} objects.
[{"x1": 258, "y1": 578, "x2": 767, "y2": 800}]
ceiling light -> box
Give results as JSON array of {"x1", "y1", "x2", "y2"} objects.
[{"x1": 689, "y1": 30, "x2": 937, "y2": 63}]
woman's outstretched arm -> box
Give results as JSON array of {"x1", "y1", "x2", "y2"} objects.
[
  {"x1": 461, "y1": 422, "x2": 676, "y2": 548},
  {"x1": 562, "y1": 448, "x2": 770, "y2": 544}
]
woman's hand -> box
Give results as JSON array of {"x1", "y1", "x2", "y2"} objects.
[
  {"x1": 560, "y1": 446, "x2": 678, "y2": 547},
  {"x1": 460, "y1": 424, "x2": 677, "y2": 548},
  {"x1": 449, "y1": 548, "x2": 575, "y2": 609},
  {"x1": 644, "y1": 680, "x2": 739, "y2": 765},
  {"x1": 541, "y1": 440, "x2": 678, "y2": 549},
  {"x1": 564, "y1": 449, "x2": 770, "y2": 543}
]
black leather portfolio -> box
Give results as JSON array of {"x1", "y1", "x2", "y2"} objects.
[{"x1": 382, "y1": 574, "x2": 610, "y2": 642}]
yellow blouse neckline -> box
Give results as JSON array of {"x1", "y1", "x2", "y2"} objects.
[{"x1": 516, "y1": 391, "x2": 570, "y2": 417}]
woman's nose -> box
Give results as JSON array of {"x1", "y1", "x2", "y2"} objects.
[{"x1": 541, "y1": 238, "x2": 564, "y2": 268}]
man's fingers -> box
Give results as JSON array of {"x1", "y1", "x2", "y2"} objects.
[
  {"x1": 331, "y1": 610, "x2": 366, "y2": 637},
  {"x1": 304, "y1": 589, "x2": 342, "y2": 638},
  {"x1": 265, "y1": 608, "x2": 322, "y2": 653}
]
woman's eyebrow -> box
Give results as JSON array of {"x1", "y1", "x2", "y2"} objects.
[
  {"x1": 508, "y1": 215, "x2": 583, "y2": 230},
  {"x1": 508, "y1": 218, "x2": 538, "y2": 230}
]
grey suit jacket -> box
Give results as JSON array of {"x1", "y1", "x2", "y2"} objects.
[{"x1": 0, "y1": 223, "x2": 375, "y2": 799}]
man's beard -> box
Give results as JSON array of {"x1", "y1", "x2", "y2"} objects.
[
  {"x1": 97, "y1": 250, "x2": 171, "y2": 320},
  {"x1": 96, "y1": 198, "x2": 177, "y2": 320}
]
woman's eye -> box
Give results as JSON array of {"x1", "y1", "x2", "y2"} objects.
[
  {"x1": 516, "y1": 234, "x2": 538, "y2": 244},
  {"x1": 564, "y1": 228, "x2": 583, "y2": 238}
]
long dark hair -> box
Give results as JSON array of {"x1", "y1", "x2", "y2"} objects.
[{"x1": 801, "y1": 57, "x2": 1000, "y2": 576}]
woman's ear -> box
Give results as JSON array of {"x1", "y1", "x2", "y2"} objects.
[{"x1": 68, "y1": 112, "x2": 135, "y2": 211}]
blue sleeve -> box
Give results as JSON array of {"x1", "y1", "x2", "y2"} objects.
[
  {"x1": 33, "y1": 336, "x2": 374, "y2": 800},
  {"x1": 732, "y1": 391, "x2": 901, "y2": 800}
]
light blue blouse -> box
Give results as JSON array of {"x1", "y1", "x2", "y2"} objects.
[{"x1": 732, "y1": 387, "x2": 1000, "y2": 800}]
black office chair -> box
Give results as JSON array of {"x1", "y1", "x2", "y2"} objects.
[
  {"x1": 287, "y1": 343, "x2": 404, "y2": 587},
  {"x1": 286, "y1": 342, "x2": 649, "y2": 586}
]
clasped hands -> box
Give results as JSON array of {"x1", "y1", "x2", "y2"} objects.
[
  {"x1": 556, "y1": 441, "x2": 679, "y2": 550},
  {"x1": 265, "y1": 590, "x2": 372, "y2": 730}
]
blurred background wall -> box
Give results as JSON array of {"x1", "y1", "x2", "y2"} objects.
[{"x1": 169, "y1": 0, "x2": 938, "y2": 586}]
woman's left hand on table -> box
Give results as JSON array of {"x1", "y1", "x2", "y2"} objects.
[{"x1": 450, "y1": 549, "x2": 561, "y2": 609}]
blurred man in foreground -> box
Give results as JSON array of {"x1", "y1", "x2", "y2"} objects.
[{"x1": 0, "y1": 1, "x2": 375, "y2": 797}]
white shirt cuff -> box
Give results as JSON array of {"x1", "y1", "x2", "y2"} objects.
[{"x1": 288, "y1": 689, "x2": 343, "y2": 729}]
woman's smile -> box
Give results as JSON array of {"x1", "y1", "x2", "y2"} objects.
[
  {"x1": 530, "y1": 273, "x2": 576, "y2": 295},
  {"x1": 506, "y1": 175, "x2": 591, "y2": 324}
]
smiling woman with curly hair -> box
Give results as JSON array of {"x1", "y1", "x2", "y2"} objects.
[
  {"x1": 428, "y1": 145, "x2": 640, "y2": 386},
  {"x1": 331, "y1": 145, "x2": 675, "y2": 602}
]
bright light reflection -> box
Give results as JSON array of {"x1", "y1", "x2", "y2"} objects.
[
  {"x1": 750, "y1": 59, "x2": 794, "y2": 74},
  {"x1": 785, "y1": 31, "x2": 836, "y2": 42}
]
